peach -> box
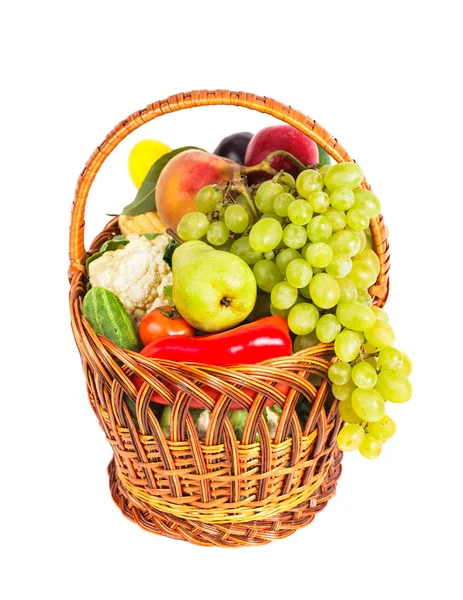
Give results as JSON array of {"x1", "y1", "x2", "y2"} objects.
[{"x1": 155, "y1": 150, "x2": 240, "y2": 232}]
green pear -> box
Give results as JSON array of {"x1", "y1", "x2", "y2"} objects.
[{"x1": 172, "y1": 241, "x2": 257, "y2": 332}]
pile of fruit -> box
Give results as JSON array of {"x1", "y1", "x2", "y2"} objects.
[{"x1": 83, "y1": 124, "x2": 412, "y2": 459}]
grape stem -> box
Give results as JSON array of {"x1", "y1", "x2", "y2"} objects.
[
  {"x1": 241, "y1": 150, "x2": 312, "y2": 176},
  {"x1": 231, "y1": 180, "x2": 259, "y2": 222}
]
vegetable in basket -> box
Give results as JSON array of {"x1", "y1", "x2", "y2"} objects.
[
  {"x1": 82, "y1": 287, "x2": 140, "y2": 351},
  {"x1": 139, "y1": 316, "x2": 291, "y2": 365},
  {"x1": 139, "y1": 305, "x2": 194, "y2": 347},
  {"x1": 88, "y1": 233, "x2": 173, "y2": 325}
]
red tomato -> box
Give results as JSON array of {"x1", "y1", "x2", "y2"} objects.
[{"x1": 139, "y1": 306, "x2": 195, "y2": 347}]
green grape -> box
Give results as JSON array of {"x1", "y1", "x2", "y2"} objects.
[
  {"x1": 177, "y1": 212, "x2": 210, "y2": 241},
  {"x1": 328, "y1": 230, "x2": 361, "y2": 257},
  {"x1": 306, "y1": 215, "x2": 333, "y2": 242},
  {"x1": 365, "y1": 228, "x2": 373, "y2": 249},
  {"x1": 234, "y1": 195, "x2": 255, "y2": 221},
  {"x1": 296, "y1": 169, "x2": 324, "y2": 197},
  {"x1": 309, "y1": 273, "x2": 340, "y2": 308},
  {"x1": 301, "y1": 242, "x2": 311, "y2": 261},
  {"x1": 323, "y1": 162, "x2": 364, "y2": 191},
  {"x1": 274, "y1": 192, "x2": 295, "y2": 217},
  {"x1": 318, "y1": 164, "x2": 332, "y2": 176},
  {"x1": 371, "y1": 306, "x2": 388, "y2": 323},
  {"x1": 364, "y1": 321, "x2": 395, "y2": 349},
  {"x1": 355, "y1": 248, "x2": 380, "y2": 277},
  {"x1": 398, "y1": 352, "x2": 413, "y2": 377},
  {"x1": 356, "y1": 289, "x2": 373, "y2": 306},
  {"x1": 346, "y1": 208, "x2": 370, "y2": 231},
  {"x1": 286, "y1": 259, "x2": 313, "y2": 288},
  {"x1": 215, "y1": 238, "x2": 233, "y2": 252},
  {"x1": 328, "y1": 361, "x2": 352, "y2": 384},
  {"x1": 337, "y1": 424, "x2": 365, "y2": 452},
  {"x1": 271, "y1": 281, "x2": 298, "y2": 310},
  {"x1": 352, "y1": 330, "x2": 365, "y2": 345},
  {"x1": 332, "y1": 379, "x2": 357, "y2": 401},
  {"x1": 283, "y1": 223, "x2": 308, "y2": 249},
  {"x1": 324, "y1": 207, "x2": 347, "y2": 232},
  {"x1": 288, "y1": 199, "x2": 313, "y2": 225},
  {"x1": 230, "y1": 236, "x2": 262, "y2": 265},
  {"x1": 326, "y1": 254, "x2": 352, "y2": 278},
  {"x1": 196, "y1": 185, "x2": 224, "y2": 213},
  {"x1": 334, "y1": 329, "x2": 362, "y2": 362},
  {"x1": 261, "y1": 212, "x2": 284, "y2": 223},
  {"x1": 375, "y1": 370, "x2": 412, "y2": 403},
  {"x1": 351, "y1": 388, "x2": 385, "y2": 422},
  {"x1": 353, "y1": 189, "x2": 381, "y2": 218},
  {"x1": 363, "y1": 342, "x2": 379, "y2": 354},
  {"x1": 264, "y1": 251, "x2": 275, "y2": 260},
  {"x1": 336, "y1": 302, "x2": 376, "y2": 332},
  {"x1": 252, "y1": 259, "x2": 284, "y2": 293},
  {"x1": 224, "y1": 204, "x2": 249, "y2": 233},
  {"x1": 378, "y1": 347, "x2": 403, "y2": 371},
  {"x1": 337, "y1": 278, "x2": 358, "y2": 303},
  {"x1": 270, "y1": 296, "x2": 303, "y2": 318},
  {"x1": 276, "y1": 248, "x2": 301, "y2": 275},
  {"x1": 359, "y1": 433, "x2": 382, "y2": 459},
  {"x1": 352, "y1": 362, "x2": 378, "y2": 390},
  {"x1": 316, "y1": 314, "x2": 341, "y2": 343},
  {"x1": 305, "y1": 243, "x2": 333, "y2": 268},
  {"x1": 254, "y1": 181, "x2": 284, "y2": 213},
  {"x1": 307, "y1": 190, "x2": 330, "y2": 213},
  {"x1": 368, "y1": 415, "x2": 396, "y2": 443},
  {"x1": 249, "y1": 218, "x2": 283, "y2": 252},
  {"x1": 206, "y1": 221, "x2": 230, "y2": 246},
  {"x1": 339, "y1": 399, "x2": 362, "y2": 424},
  {"x1": 347, "y1": 260, "x2": 377, "y2": 289},
  {"x1": 288, "y1": 302, "x2": 320, "y2": 335},
  {"x1": 299, "y1": 282, "x2": 312, "y2": 299},
  {"x1": 329, "y1": 187, "x2": 355, "y2": 211},
  {"x1": 278, "y1": 172, "x2": 296, "y2": 192},
  {"x1": 293, "y1": 331, "x2": 320, "y2": 352},
  {"x1": 348, "y1": 228, "x2": 366, "y2": 256}
]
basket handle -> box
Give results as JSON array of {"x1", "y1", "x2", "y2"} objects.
[{"x1": 69, "y1": 89, "x2": 358, "y2": 265}]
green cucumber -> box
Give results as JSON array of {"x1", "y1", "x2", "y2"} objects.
[{"x1": 82, "y1": 287, "x2": 141, "y2": 351}]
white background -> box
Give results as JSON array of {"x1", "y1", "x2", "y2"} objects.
[{"x1": 2, "y1": 1, "x2": 462, "y2": 599}]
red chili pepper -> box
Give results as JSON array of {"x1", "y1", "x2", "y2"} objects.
[{"x1": 131, "y1": 317, "x2": 292, "y2": 409}]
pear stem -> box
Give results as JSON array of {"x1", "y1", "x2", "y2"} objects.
[{"x1": 166, "y1": 228, "x2": 182, "y2": 244}]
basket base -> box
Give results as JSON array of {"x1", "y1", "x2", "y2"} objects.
[{"x1": 107, "y1": 453, "x2": 342, "y2": 548}]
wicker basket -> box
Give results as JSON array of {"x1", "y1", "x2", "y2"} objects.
[{"x1": 68, "y1": 90, "x2": 390, "y2": 547}]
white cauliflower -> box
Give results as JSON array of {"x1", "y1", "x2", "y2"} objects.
[{"x1": 89, "y1": 233, "x2": 173, "y2": 324}]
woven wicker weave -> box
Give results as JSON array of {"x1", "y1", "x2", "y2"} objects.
[{"x1": 68, "y1": 90, "x2": 390, "y2": 547}]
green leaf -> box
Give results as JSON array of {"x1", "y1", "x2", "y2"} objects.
[
  {"x1": 317, "y1": 144, "x2": 332, "y2": 166},
  {"x1": 121, "y1": 146, "x2": 201, "y2": 216},
  {"x1": 142, "y1": 233, "x2": 160, "y2": 240},
  {"x1": 163, "y1": 238, "x2": 180, "y2": 268},
  {"x1": 163, "y1": 285, "x2": 173, "y2": 305}
]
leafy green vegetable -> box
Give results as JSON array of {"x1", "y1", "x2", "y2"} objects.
[
  {"x1": 86, "y1": 234, "x2": 159, "y2": 274},
  {"x1": 121, "y1": 146, "x2": 201, "y2": 216},
  {"x1": 163, "y1": 285, "x2": 173, "y2": 305},
  {"x1": 163, "y1": 238, "x2": 180, "y2": 267}
]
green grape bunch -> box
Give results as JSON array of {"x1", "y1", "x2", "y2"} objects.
[{"x1": 175, "y1": 159, "x2": 411, "y2": 460}]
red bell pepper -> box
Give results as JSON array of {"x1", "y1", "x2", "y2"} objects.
[
  {"x1": 131, "y1": 316, "x2": 292, "y2": 410},
  {"x1": 140, "y1": 316, "x2": 291, "y2": 365}
]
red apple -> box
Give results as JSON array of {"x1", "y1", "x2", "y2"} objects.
[{"x1": 244, "y1": 125, "x2": 319, "y2": 179}]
